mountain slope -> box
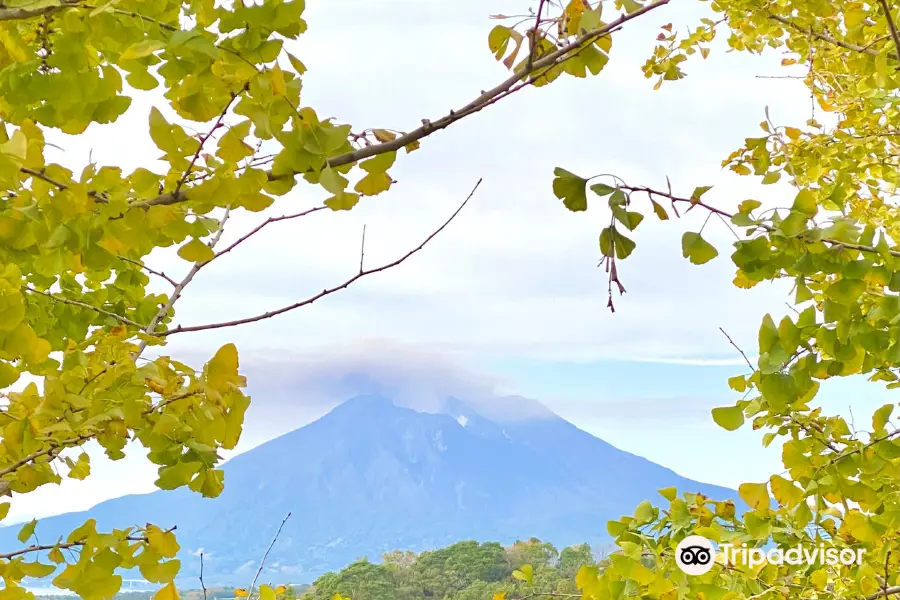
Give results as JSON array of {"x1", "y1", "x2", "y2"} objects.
[{"x1": 4, "y1": 395, "x2": 737, "y2": 586}]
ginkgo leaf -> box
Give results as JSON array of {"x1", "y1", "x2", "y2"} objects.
[
  {"x1": 17, "y1": 519, "x2": 36, "y2": 543},
  {"x1": 712, "y1": 405, "x2": 744, "y2": 431},
  {"x1": 552, "y1": 168, "x2": 588, "y2": 211},
  {"x1": 681, "y1": 232, "x2": 718, "y2": 265},
  {"x1": 738, "y1": 482, "x2": 770, "y2": 511},
  {"x1": 177, "y1": 239, "x2": 215, "y2": 263}
]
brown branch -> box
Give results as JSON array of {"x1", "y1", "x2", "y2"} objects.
[
  {"x1": 161, "y1": 178, "x2": 483, "y2": 336},
  {"x1": 0, "y1": 526, "x2": 176, "y2": 561},
  {"x1": 248, "y1": 513, "x2": 292, "y2": 600},
  {"x1": 24, "y1": 286, "x2": 147, "y2": 329},
  {"x1": 200, "y1": 552, "x2": 208, "y2": 600},
  {"x1": 769, "y1": 14, "x2": 898, "y2": 60},
  {"x1": 0, "y1": 1, "x2": 79, "y2": 22},
  {"x1": 790, "y1": 415, "x2": 841, "y2": 452},
  {"x1": 866, "y1": 586, "x2": 900, "y2": 600},
  {"x1": 526, "y1": 0, "x2": 548, "y2": 71},
  {"x1": 0, "y1": 434, "x2": 94, "y2": 480},
  {"x1": 117, "y1": 256, "x2": 178, "y2": 287},
  {"x1": 129, "y1": 0, "x2": 670, "y2": 210},
  {"x1": 19, "y1": 166, "x2": 108, "y2": 203},
  {"x1": 173, "y1": 86, "x2": 247, "y2": 196},
  {"x1": 213, "y1": 206, "x2": 326, "y2": 261},
  {"x1": 143, "y1": 390, "x2": 203, "y2": 415},
  {"x1": 879, "y1": 0, "x2": 900, "y2": 68},
  {"x1": 359, "y1": 224, "x2": 367, "y2": 274},
  {"x1": 137, "y1": 208, "x2": 233, "y2": 354},
  {"x1": 718, "y1": 327, "x2": 754, "y2": 370},
  {"x1": 20, "y1": 167, "x2": 68, "y2": 190},
  {"x1": 622, "y1": 185, "x2": 900, "y2": 259}
]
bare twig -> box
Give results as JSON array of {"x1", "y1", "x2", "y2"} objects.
[
  {"x1": 24, "y1": 286, "x2": 147, "y2": 329},
  {"x1": 526, "y1": 0, "x2": 548, "y2": 71},
  {"x1": 878, "y1": 0, "x2": 900, "y2": 68},
  {"x1": 128, "y1": 0, "x2": 669, "y2": 210},
  {"x1": 137, "y1": 207, "x2": 233, "y2": 354},
  {"x1": 213, "y1": 206, "x2": 326, "y2": 261},
  {"x1": 719, "y1": 327, "x2": 754, "y2": 371},
  {"x1": 200, "y1": 552, "x2": 208, "y2": 600},
  {"x1": 174, "y1": 87, "x2": 247, "y2": 195},
  {"x1": 117, "y1": 256, "x2": 179, "y2": 287},
  {"x1": 359, "y1": 224, "x2": 367, "y2": 274},
  {"x1": 248, "y1": 513, "x2": 292, "y2": 600},
  {"x1": 623, "y1": 184, "x2": 900, "y2": 259},
  {"x1": 160, "y1": 179, "x2": 483, "y2": 336}
]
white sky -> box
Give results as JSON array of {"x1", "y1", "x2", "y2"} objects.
[{"x1": 8, "y1": 0, "x2": 882, "y2": 524}]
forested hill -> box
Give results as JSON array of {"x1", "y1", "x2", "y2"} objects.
[{"x1": 299, "y1": 539, "x2": 599, "y2": 600}]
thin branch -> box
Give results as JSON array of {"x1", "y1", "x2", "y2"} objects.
[
  {"x1": 0, "y1": 526, "x2": 176, "y2": 561},
  {"x1": 770, "y1": 14, "x2": 898, "y2": 60},
  {"x1": 137, "y1": 207, "x2": 233, "y2": 354},
  {"x1": 129, "y1": 0, "x2": 670, "y2": 210},
  {"x1": 0, "y1": 434, "x2": 94, "y2": 479},
  {"x1": 19, "y1": 167, "x2": 69, "y2": 190},
  {"x1": 878, "y1": 0, "x2": 900, "y2": 68},
  {"x1": 143, "y1": 390, "x2": 203, "y2": 415},
  {"x1": 19, "y1": 166, "x2": 108, "y2": 203},
  {"x1": 160, "y1": 179, "x2": 483, "y2": 336},
  {"x1": 623, "y1": 184, "x2": 900, "y2": 259},
  {"x1": 526, "y1": 0, "x2": 548, "y2": 71},
  {"x1": 0, "y1": 1, "x2": 78, "y2": 22},
  {"x1": 719, "y1": 327, "x2": 754, "y2": 371},
  {"x1": 213, "y1": 206, "x2": 326, "y2": 261},
  {"x1": 866, "y1": 585, "x2": 900, "y2": 600},
  {"x1": 359, "y1": 224, "x2": 367, "y2": 274},
  {"x1": 117, "y1": 256, "x2": 178, "y2": 287},
  {"x1": 24, "y1": 286, "x2": 147, "y2": 329},
  {"x1": 200, "y1": 552, "x2": 208, "y2": 600},
  {"x1": 248, "y1": 513, "x2": 292, "y2": 600},
  {"x1": 173, "y1": 87, "x2": 247, "y2": 196}
]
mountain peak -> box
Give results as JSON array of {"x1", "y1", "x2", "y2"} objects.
[
  {"x1": 334, "y1": 393, "x2": 396, "y2": 411},
  {"x1": 5, "y1": 390, "x2": 737, "y2": 587}
]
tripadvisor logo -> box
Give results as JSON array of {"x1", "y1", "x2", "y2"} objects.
[{"x1": 674, "y1": 535, "x2": 865, "y2": 576}]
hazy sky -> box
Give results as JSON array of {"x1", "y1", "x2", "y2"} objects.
[{"x1": 6, "y1": 0, "x2": 883, "y2": 523}]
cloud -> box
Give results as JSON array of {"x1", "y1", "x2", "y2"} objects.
[{"x1": 35, "y1": 0, "x2": 809, "y2": 367}]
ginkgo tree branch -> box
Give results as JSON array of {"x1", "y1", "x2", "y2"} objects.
[
  {"x1": 620, "y1": 184, "x2": 900, "y2": 258},
  {"x1": 212, "y1": 205, "x2": 327, "y2": 261},
  {"x1": 0, "y1": 2, "x2": 179, "y2": 32},
  {"x1": 159, "y1": 179, "x2": 483, "y2": 336},
  {"x1": 769, "y1": 14, "x2": 898, "y2": 60},
  {"x1": 23, "y1": 286, "x2": 147, "y2": 329},
  {"x1": 174, "y1": 85, "x2": 249, "y2": 196},
  {"x1": 117, "y1": 256, "x2": 179, "y2": 287},
  {"x1": 129, "y1": 0, "x2": 670, "y2": 210},
  {"x1": 246, "y1": 512, "x2": 291, "y2": 600},
  {"x1": 137, "y1": 207, "x2": 234, "y2": 354},
  {"x1": 0, "y1": 1, "x2": 80, "y2": 22},
  {"x1": 877, "y1": 0, "x2": 900, "y2": 65},
  {"x1": 0, "y1": 526, "x2": 177, "y2": 561},
  {"x1": 866, "y1": 585, "x2": 900, "y2": 600},
  {"x1": 0, "y1": 433, "x2": 95, "y2": 488}
]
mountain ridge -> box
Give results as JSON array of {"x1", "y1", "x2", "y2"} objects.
[{"x1": 6, "y1": 393, "x2": 737, "y2": 586}]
